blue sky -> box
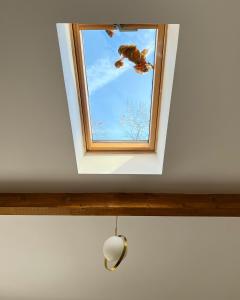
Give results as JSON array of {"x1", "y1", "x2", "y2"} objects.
[{"x1": 82, "y1": 28, "x2": 156, "y2": 141}]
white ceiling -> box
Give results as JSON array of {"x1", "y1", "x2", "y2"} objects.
[
  {"x1": 1, "y1": 2, "x2": 240, "y2": 299},
  {"x1": 0, "y1": 0, "x2": 240, "y2": 192}
]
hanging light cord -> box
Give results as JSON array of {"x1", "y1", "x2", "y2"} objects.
[{"x1": 114, "y1": 216, "x2": 118, "y2": 236}]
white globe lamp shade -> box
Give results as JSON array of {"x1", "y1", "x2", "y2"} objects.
[{"x1": 103, "y1": 235, "x2": 124, "y2": 262}]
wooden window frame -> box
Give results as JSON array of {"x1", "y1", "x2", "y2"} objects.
[{"x1": 72, "y1": 24, "x2": 167, "y2": 152}]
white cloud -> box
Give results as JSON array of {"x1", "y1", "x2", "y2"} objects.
[{"x1": 86, "y1": 58, "x2": 130, "y2": 95}]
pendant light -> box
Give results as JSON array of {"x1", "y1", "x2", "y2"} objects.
[{"x1": 103, "y1": 216, "x2": 128, "y2": 271}]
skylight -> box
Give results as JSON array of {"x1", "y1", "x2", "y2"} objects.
[{"x1": 72, "y1": 24, "x2": 166, "y2": 151}]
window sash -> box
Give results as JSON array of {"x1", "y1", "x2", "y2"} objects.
[{"x1": 72, "y1": 24, "x2": 167, "y2": 151}]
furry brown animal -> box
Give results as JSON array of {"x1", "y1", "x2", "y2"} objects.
[{"x1": 115, "y1": 44, "x2": 153, "y2": 74}]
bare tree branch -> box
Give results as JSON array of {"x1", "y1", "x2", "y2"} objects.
[{"x1": 120, "y1": 100, "x2": 150, "y2": 140}]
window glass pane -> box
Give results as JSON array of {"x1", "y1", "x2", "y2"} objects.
[{"x1": 82, "y1": 28, "x2": 156, "y2": 142}]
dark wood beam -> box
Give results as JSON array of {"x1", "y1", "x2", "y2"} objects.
[{"x1": 0, "y1": 193, "x2": 240, "y2": 216}]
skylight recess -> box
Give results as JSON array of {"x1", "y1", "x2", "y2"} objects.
[{"x1": 72, "y1": 24, "x2": 166, "y2": 151}]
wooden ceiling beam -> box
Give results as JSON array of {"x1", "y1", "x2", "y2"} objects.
[{"x1": 0, "y1": 193, "x2": 240, "y2": 216}]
